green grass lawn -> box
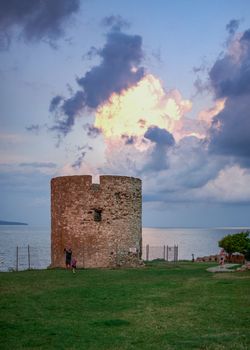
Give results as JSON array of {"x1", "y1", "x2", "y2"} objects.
[{"x1": 1, "y1": 261, "x2": 250, "y2": 350}]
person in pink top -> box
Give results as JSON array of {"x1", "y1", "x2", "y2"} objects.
[
  {"x1": 71, "y1": 257, "x2": 77, "y2": 273},
  {"x1": 219, "y1": 248, "x2": 226, "y2": 265}
]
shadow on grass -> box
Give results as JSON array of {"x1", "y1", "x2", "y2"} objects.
[{"x1": 91, "y1": 319, "x2": 130, "y2": 327}]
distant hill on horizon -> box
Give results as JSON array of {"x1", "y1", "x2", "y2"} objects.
[{"x1": 0, "y1": 220, "x2": 28, "y2": 226}]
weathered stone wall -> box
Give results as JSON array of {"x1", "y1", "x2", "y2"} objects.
[{"x1": 51, "y1": 175, "x2": 142, "y2": 268}]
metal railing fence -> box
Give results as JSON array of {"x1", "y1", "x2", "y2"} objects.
[
  {"x1": 0, "y1": 244, "x2": 178, "y2": 272},
  {"x1": 0, "y1": 245, "x2": 50, "y2": 272},
  {"x1": 142, "y1": 245, "x2": 178, "y2": 262}
]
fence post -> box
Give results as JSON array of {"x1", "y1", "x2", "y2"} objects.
[
  {"x1": 163, "y1": 245, "x2": 166, "y2": 260},
  {"x1": 16, "y1": 246, "x2": 18, "y2": 271},
  {"x1": 146, "y1": 244, "x2": 149, "y2": 261},
  {"x1": 166, "y1": 245, "x2": 169, "y2": 262},
  {"x1": 174, "y1": 245, "x2": 178, "y2": 262},
  {"x1": 28, "y1": 245, "x2": 31, "y2": 269}
]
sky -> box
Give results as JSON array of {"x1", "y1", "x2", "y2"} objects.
[{"x1": 1, "y1": 0, "x2": 250, "y2": 227}]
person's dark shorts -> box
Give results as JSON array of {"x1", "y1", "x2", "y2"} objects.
[{"x1": 66, "y1": 258, "x2": 71, "y2": 265}]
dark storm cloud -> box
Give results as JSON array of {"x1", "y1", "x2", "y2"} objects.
[
  {"x1": 49, "y1": 95, "x2": 63, "y2": 112},
  {"x1": 209, "y1": 24, "x2": 250, "y2": 99},
  {"x1": 143, "y1": 126, "x2": 175, "y2": 172},
  {"x1": 77, "y1": 30, "x2": 144, "y2": 108},
  {"x1": 209, "y1": 53, "x2": 250, "y2": 98},
  {"x1": 209, "y1": 27, "x2": 250, "y2": 166},
  {"x1": 144, "y1": 126, "x2": 175, "y2": 146},
  {"x1": 226, "y1": 19, "x2": 240, "y2": 35},
  {"x1": 61, "y1": 91, "x2": 85, "y2": 119},
  {"x1": 241, "y1": 29, "x2": 250, "y2": 42},
  {"x1": 51, "y1": 28, "x2": 145, "y2": 136},
  {"x1": 51, "y1": 91, "x2": 85, "y2": 136},
  {"x1": 0, "y1": 0, "x2": 80, "y2": 50},
  {"x1": 209, "y1": 95, "x2": 250, "y2": 160}
]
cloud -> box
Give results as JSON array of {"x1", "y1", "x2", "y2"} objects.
[
  {"x1": 143, "y1": 166, "x2": 250, "y2": 206},
  {"x1": 0, "y1": 167, "x2": 51, "y2": 193},
  {"x1": 71, "y1": 144, "x2": 94, "y2": 169},
  {"x1": 48, "y1": 20, "x2": 250, "y2": 210},
  {"x1": 209, "y1": 95, "x2": 250, "y2": 161},
  {"x1": 93, "y1": 134, "x2": 232, "y2": 206},
  {"x1": 25, "y1": 124, "x2": 43, "y2": 135},
  {"x1": 121, "y1": 135, "x2": 137, "y2": 145},
  {"x1": 49, "y1": 96, "x2": 63, "y2": 113},
  {"x1": 59, "y1": 117, "x2": 250, "y2": 206},
  {"x1": 101, "y1": 15, "x2": 130, "y2": 31},
  {"x1": 193, "y1": 165, "x2": 250, "y2": 204},
  {"x1": 0, "y1": 132, "x2": 24, "y2": 144},
  {"x1": 50, "y1": 91, "x2": 85, "y2": 135},
  {"x1": 50, "y1": 27, "x2": 145, "y2": 136},
  {"x1": 0, "y1": 0, "x2": 80, "y2": 50},
  {"x1": 71, "y1": 152, "x2": 86, "y2": 169},
  {"x1": 142, "y1": 136, "x2": 223, "y2": 198},
  {"x1": 84, "y1": 124, "x2": 102, "y2": 138},
  {"x1": 100, "y1": 139, "x2": 145, "y2": 176},
  {"x1": 226, "y1": 19, "x2": 240, "y2": 35},
  {"x1": 209, "y1": 28, "x2": 250, "y2": 98},
  {"x1": 141, "y1": 127, "x2": 175, "y2": 172},
  {"x1": 0, "y1": 164, "x2": 52, "y2": 224},
  {"x1": 83, "y1": 46, "x2": 100, "y2": 61},
  {"x1": 208, "y1": 27, "x2": 250, "y2": 166},
  {"x1": 77, "y1": 31, "x2": 144, "y2": 108},
  {"x1": 193, "y1": 76, "x2": 210, "y2": 95},
  {"x1": 95, "y1": 125, "x2": 177, "y2": 175},
  {"x1": 144, "y1": 126, "x2": 175, "y2": 146},
  {"x1": 241, "y1": 29, "x2": 250, "y2": 41},
  {"x1": 98, "y1": 133, "x2": 213, "y2": 189},
  {"x1": 94, "y1": 74, "x2": 192, "y2": 140},
  {"x1": 19, "y1": 162, "x2": 57, "y2": 169}
]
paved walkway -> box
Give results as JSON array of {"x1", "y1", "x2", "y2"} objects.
[{"x1": 206, "y1": 264, "x2": 239, "y2": 273}]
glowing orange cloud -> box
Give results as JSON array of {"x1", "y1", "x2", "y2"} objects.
[
  {"x1": 198, "y1": 99, "x2": 226, "y2": 127},
  {"x1": 94, "y1": 74, "x2": 192, "y2": 140}
]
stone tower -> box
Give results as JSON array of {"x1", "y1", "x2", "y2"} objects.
[{"x1": 51, "y1": 175, "x2": 142, "y2": 268}]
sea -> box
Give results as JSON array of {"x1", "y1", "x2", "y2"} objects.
[{"x1": 0, "y1": 225, "x2": 249, "y2": 271}]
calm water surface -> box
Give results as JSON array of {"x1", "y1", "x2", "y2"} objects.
[
  {"x1": 143, "y1": 227, "x2": 250, "y2": 260},
  {"x1": 0, "y1": 225, "x2": 249, "y2": 270},
  {"x1": 0, "y1": 226, "x2": 50, "y2": 271}
]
